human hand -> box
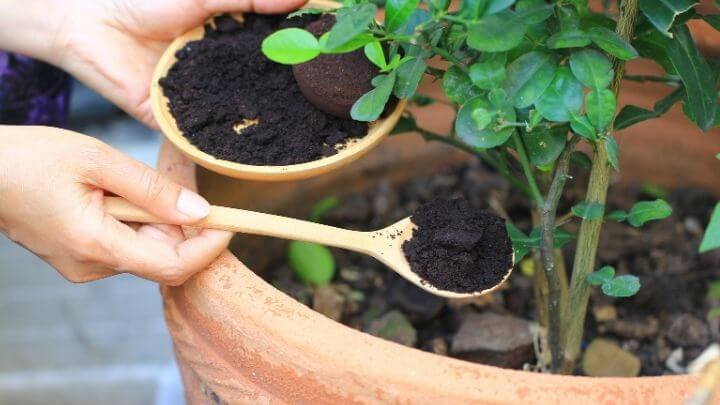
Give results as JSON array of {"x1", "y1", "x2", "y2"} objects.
[
  {"x1": 0, "y1": 126, "x2": 233, "y2": 285},
  {"x1": 0, "y1": 0, "x2": 306, "y2": 127}
]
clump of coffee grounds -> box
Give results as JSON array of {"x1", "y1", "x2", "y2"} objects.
[
  {"x1": 402, "y1": 198, "x2": 514, "y2": 293},
  {"x1": 159, "y1": 14, "x2": 368, "y2": 166}
]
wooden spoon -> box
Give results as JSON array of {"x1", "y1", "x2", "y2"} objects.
[
  {"x1": 150, "y1": 0, "x2": 407, "y2": 182},
  {"x1": 105, "y1": 197, "x2": 512, "y2": 299}
]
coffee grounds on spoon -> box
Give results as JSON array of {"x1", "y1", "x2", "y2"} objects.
[
  {"x1": 402, "y1": 198, "x2": 514, "y2": 293},
  {"x1": 159, "y1": 14, "x2": 368, "y2": 166}
]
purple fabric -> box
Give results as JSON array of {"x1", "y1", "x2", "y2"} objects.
[{"x1": 0, "y1": 52, "x2": 72, "y2": 126}]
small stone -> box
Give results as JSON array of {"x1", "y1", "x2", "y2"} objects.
[
  {"x1": 592, "y1": 304, "x2": 617, "y2": 323},
  {"x1": 684, "y1": 216, "x2": 704, "y2": 237},
  {"x1": 599, "y1": 316, "x2": 659, "y2": 340},
  {"x1": 312, "y1": 284, "x2": 348, "y2": 321},
  {"x1": 451, "y1": 312, "x2": 533, "y2": 369},
  {"x1": 582, "y1": 338, "x2": 641, "y2": 377},
  {"x1": 388, "y1": 279, "x2": 445, "y2": 322},
  {"x1": 366, "y1": 310, "x2": 417, "y2": 347},
  {"x1": 667, "y1": 314, "x2": 710, "y2": 347},
  {"x1": 430, "y1": 337, "x2": 448, "y2": 355}
]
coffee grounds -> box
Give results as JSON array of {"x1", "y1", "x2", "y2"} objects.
[
  {"x1": 159, "y1": 14, "x2": 368, "y2": 166},
  {"x1": 402, "y1": 198, "x2": 514, "y2": 293},
  {"x1": 292, "y1": 15, "x2": 377, "y2": 119}
]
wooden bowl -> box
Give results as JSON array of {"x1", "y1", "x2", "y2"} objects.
[{"x1": 150, "y1": 2, "x2": 406, "y2": 182}]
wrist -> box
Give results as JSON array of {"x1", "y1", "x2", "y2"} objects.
[{"x1": 0, "y1": 0, "x2": 68, "y2": 66}]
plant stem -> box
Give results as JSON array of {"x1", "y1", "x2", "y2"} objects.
[
  {"x1": 430, "y1": 46, "x2": 469, "y2": 73},
  {"x1": 623, "y1": 74, "x2": 681, "y2": 84},
  {"x1": 512, "y1": 132, "x2": 544, "y2": 207},
  {"x1": 539, "y1": 136, "x2": 579, "y2": 372},
  {"x1": 561, "y1": 0, "x2": 640, "y2": 373}
]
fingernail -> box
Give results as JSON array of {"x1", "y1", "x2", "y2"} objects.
[{"x1": 177, "y1": 189, "x2": 210, "y2": 219}]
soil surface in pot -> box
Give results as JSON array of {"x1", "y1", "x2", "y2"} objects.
[
  {"x1": 402, "y1": 198, "x2": 513, "y2": 293},
  {"x1": 264, "y1": 160, "x2": 720, "y2": 376},
  {"x1": 160, "y1": 14, "x2": 369, "y2": 166}
]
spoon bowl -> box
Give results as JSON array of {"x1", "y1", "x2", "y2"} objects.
[
  {"x1": 105, "y1": 197, "x2": 513, "y2": 299},
  {"x1": 150, "y1": 1, "x2": 407, "y2": 181}
]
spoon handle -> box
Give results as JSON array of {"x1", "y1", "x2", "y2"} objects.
[{"x1": 104, "y1": 197, "x2": 374, "y2": 254}]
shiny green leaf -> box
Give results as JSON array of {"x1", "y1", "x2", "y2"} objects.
[
  {"x1": 364, "y1": 42, "x2": 387, "y2": 69},
  {"x1": 572, "y1": 201, "x2": 605, "y2": 220},
  {"x1": 602, "y1": 275, "x2": 641, "y2": 297},
  {"x1": 326, "y1": 3, "x2": 377, "y2": 51},
  {"x1": 639, "y1": 0, "x2": 697, "y2": 36},
  {"x1": 503, "y1": 51, "x2": 556, "y2": 108},
  {"x1": 627, "y1": 199, "x2": 673, "y2": 227},
  {"x1": 469, "y1": 53, "x2": 507, "y2": 90},
  {"x1": 443, "y1": 66, "x2": 481, "y2": 104},
  {"x1": 262, "y1": 28, "x2": 320, "y2": 64},
  {"x1": 515, "y1": 0, "x2": 553, "y2": 24},
  {"x1": 607, "y1": 210, "x2": 628, "y2": 222},
  {"x1": 455, "y1": 96, "x2": 516, "y2": 148},
  {"x1": 467, "y1": 10, "x2": 526, "y2": 52},
  {"x1": 569, "y1": 112, "x2": 597, "y2": 141},
  {"x1": 288, "y1": 241, "x2": 335, "y2": 286},
  {"x1": 614, "y1": 87, "x2": 684, "y2": 130},
  {"x1": 385, "y1": 0, "x2": 421, "y2": 32},
  {"x1": 588, "y1": 27, "x2": 639, "y2": 60},
  {"x1": 536, "y1": 67, "x2": 583, "y2": 122},
  {"x1": 605, "y1": 135, "x2": 620, "y2": 170},
  {"x1": 394, "y1": 57, "x2": 427, "y2": 98},
  {"x1": 547, "y1": 29, "x2": 592, "y2": 49},
  {"x1": 351, "y1": 72, "x2": 396, "y2": 121},
  {"x1": 524, "y1": 124, "x2": 569, "y2": 166},
  {"x1": 587, "y1": 266, "x2": 615, "y2": 286},
  {"x1": 569, "y1": 49, "x2": 614, "y2": 89},
  {"x1": 586, "y1": 88, "x2": 617, "y2": 130},
  {"x1": 700, "y1": 203, "x2": 720, "y2": 253}
]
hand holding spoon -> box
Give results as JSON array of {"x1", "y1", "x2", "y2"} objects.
[{"x1": 105, "y1": 197, "x2": 512, "y2": 299}]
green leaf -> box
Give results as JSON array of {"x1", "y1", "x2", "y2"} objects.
[
  {"x1": 664, "y1": 25, "x2": 718, "y2": 131},
  {"x1": 469, "y1": 53, "x2": 507, "y2": 90},
  {"x1": 485, "y1": 0, "x2": 516, "y2": 15},
  {"x1": 391, "y1": 113, "x2": 417, "y2": 135},
  {"x1": 570, "y1": 150, "x2": 592, "y2": 169},
  {"x1": 569, "y1": 49, "x2": 614, "y2": 89},
  {"x1": 607, "y1": 210, "x2": 628, "y2": 222},
  {"x1": 467, "y1": 10, "x2": 526, "y2": 52},
  {"x1": 364, "y1": 42, "x2": 387, "y2": 69},
  {"x1": 503, "y1": 51, "x2": 556, "y2": 109},
  {"x1": 700, "y1": 203, "x2": 720, "y2": 253},
  {"x1": 528, "y1": 228, "x2": 576, "y2": 248},
  {"x1": 261, "y1": 28, "x2": 320, "y2": 64},
  {"x1": 515, "y1": 0, "x2": 553, "y2": 24},
  {"x1": 586, "y1": 88, "x2": 617, "y2": 130},
  {"x1": 639, "y1": 0, "x2": 697, "y2": 36},
  {"x1": 288, "y1": 241, "x2": 335, "y2": 286},
  {"x1": 572, "y1": 201, "x2": 605, "y2": 220},
  {"x1": 633, "y1": 29, "x2": 677, "y2": 74},
  {"x1": 524, "y1": 124, "x2": 569, "y2": 166},
  {"x1": 536, "y1": 67, "x2": 583, "y2": 122},
  {"x1": 397, "y1": 8, "x2": 432, "y2": 36},
  {"x1": 614, "y1": 87, "x2": 684, "y2": 130},
  {"x1": 385, "y1": 0, "x2": 421, "y2": 32},
  {"x1": 443, "y1": 66, "x2": 481, "y2": 104},
  {"x1": 460, "y1": 0, "x2": 487, "y2": 21},
  {"x1": 488, "y1": 88, "x2": 508, "y2": 108},
  {"x1": 394, "y1": 57, "x2": 426, "y2": 99},
  {"x1": 626, "y1": 199, "x2": 673, "y2": 227},
  {"x1": 704, "y1": 15, "x2": 720, "y2": 31},
  {"x1": 605, "y1": 135, "x2": 620, "y2": 170},
  {"x1": 319, "y1": 32, "x2": 374, "y2": 54},
  {"x1": 310, "y1": 196, "x2": 341, "y2": 222},
  {"x1": 325, "y1": 3, "x2": 377, "y2": 51},
  {"x1": 287, "y1": 8, "x2": 325, "y2": 19},
  {"x1": 455, "y1": 96, "x2": 516, "y2": 148},
  {"x1": 547, "y1": 29, "x2": 592, "y2": 49},
  {"x1": 587, "y1": 27, "x2": 639, "y2": 60},
  {"x1": 506, "y1": 221, "x2": 530, "y2": 264},
  {"x1": 351, "y1": 71, "x2": 397, "y2": 121},
  {"x1": 602, "y1": 275, "x2": 641, "y2": 297},
  {"x1": 569, "y1": 112, "x2": 597, "y2": 141},
  {"x1": 587, "y1": 266, "x2": 615, "y2": 286}
]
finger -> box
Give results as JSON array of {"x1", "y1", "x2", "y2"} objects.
[
  {"x1": 100, "y1": 214, "x2": 232, "y2": 285},
  {"x1": 203, "y1": 0, "x2": 309, "y2": 14},
  {"x1": 83, "y1": 144, "x2": 210, "y2": 224},
  {"x1": 137, "y1": 224, "x2": 186, "y2": 246}
]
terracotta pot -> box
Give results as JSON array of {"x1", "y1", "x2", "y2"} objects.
[{"x1": 154, "y1": 19, "x2": 720, "y2": 405}]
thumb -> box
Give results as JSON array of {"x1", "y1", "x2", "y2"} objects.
[{"x1": 84, "y1": 145, "x2": 210, "y2": 224}]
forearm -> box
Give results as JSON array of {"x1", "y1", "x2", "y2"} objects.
[{"x1": 0, "y1": 0, "x2": 65, "y2": 65}]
